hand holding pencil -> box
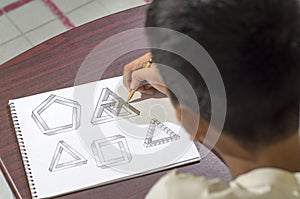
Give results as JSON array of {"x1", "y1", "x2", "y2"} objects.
[
  {"x1": 127, "y1": 58, "x2": 153, "y2": 101},
  {"x1": 123, "y1": 53, "x2": 169, "y2": 102}
]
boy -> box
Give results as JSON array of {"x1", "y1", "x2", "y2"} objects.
[{"x1": 123, "y1": 0, "x2": 300, "y2": 198}]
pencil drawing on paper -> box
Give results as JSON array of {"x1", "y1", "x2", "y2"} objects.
[
  {"x1": 91, "y1": 135, "x2": 132, "y2": 169},
  {"x1": 144, "y1": 118, "x2": 180, "y2": 148},
  {"x1": 32, "y1": 94, "x2": 81, "y2": 135},
  {"x1": 49, "y1": 141, "x2": 87, "y2": 172},
  {"x1": 91, "y1": 88, "x2": 140, "y2": 125}
]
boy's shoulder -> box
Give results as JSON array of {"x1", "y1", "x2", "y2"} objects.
[{"x1": 146, "y1": 168, "x2": 300, "y2": 199}]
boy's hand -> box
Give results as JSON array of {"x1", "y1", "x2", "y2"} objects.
[{"x1": 123, "y1": 53, "x2": 169, "y2": 97}]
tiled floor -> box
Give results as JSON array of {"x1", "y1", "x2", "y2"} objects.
[{"x1": 0, "y1": 0, "x2": 147, "y2": 64}]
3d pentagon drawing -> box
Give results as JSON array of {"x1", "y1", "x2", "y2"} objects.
[{"x1": 32, "y1": 94, "x2": 81, "y2": 135}]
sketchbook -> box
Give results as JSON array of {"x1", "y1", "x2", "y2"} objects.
[{"x1": 8, "y1": 76, "x2": 200, "y2": 198}]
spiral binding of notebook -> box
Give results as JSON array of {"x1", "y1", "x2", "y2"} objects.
[{"x1": 9, "y1": 102, "x2": 38, "y2": 198}]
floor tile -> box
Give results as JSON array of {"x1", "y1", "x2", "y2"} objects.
[
  {"x1": 7, "y1": 0, "x2": 56, "y2": 33},
  {"x1": 0, "y1": 36, "x2": 32, "y2": 64},
  {"x1": 1, "y1": 0, "x2": 148, "y2": 64},
  {"x1": 0, "y1": 14, "x2": 21, "y2": 44},
  {"x1": 66, "y1": 1, "x2": 109, "y2": 27},
  {"x1": 0, "y1": 0, "x2": 17, "y2": 8},
  {"x1": 97, "y1": 0, "x2": 146, "y2": 14},
  {"x1": 52, "y1": 0, "x2": 92, "y2": 13},
  {"x1": 26, "y1": 19, "x2": 67, "y2": 46}
]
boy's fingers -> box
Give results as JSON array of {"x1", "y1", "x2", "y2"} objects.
[
  {"x1": 144, "y1": 84, "x2": 153, "y2": 90},
  {"x1": 123, "y1": 71, "x2": 132, "y2": 90},
  {"x1": 136, "y1": 86, "x2": 147, "y2": 92},
  {"x1": 129, "y1": 68, "x2": 153, "y2": 90},
  {"x1": 139, "y1": 87, "x2": 157, "y2": 95},
  {"x1": 136, "y1": 85, "x2": 156, "y2": 95},
  {"x1": 123, "y1": 52, "x2": 152, "y2": 90}
]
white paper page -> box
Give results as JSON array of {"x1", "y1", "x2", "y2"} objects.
[{"x1": 9, "y1": 76, "x2": 200, "y2": 198}]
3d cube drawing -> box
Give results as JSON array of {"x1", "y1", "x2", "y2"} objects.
[{"x1": 91, "y1": 135, "x2": 132, "y2": 169}]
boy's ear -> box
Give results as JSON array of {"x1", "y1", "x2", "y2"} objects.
[{"x1": 175, "y1": 105, "x2": 208, "y2": 141}]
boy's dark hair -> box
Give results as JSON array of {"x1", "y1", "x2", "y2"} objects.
[{"x1": 146, "y1": 0, "x2": 300, "y2": 149}]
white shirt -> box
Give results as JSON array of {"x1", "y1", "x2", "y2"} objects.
[{"x1": 146, "y1": 168, "x2": 300, "y2": 199}]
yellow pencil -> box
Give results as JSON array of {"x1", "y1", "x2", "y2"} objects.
[{"x1": 127, "y1": 58, "x2": 153, "y2": 102}]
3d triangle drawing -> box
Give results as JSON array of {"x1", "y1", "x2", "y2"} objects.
[
  {"x1": 91, "y1": 88, "x2": 140, "y2": 125},
  {"x1": 49, "y1": 141, "x2": 87, "y2": 172},
  {"x1": 144, "y1": 118, "x2": 180, "y2": 148}
]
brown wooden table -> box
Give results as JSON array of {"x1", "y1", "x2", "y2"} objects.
[{"x1": 0, "y1": 5, "x2": 231, "y2": 199}]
